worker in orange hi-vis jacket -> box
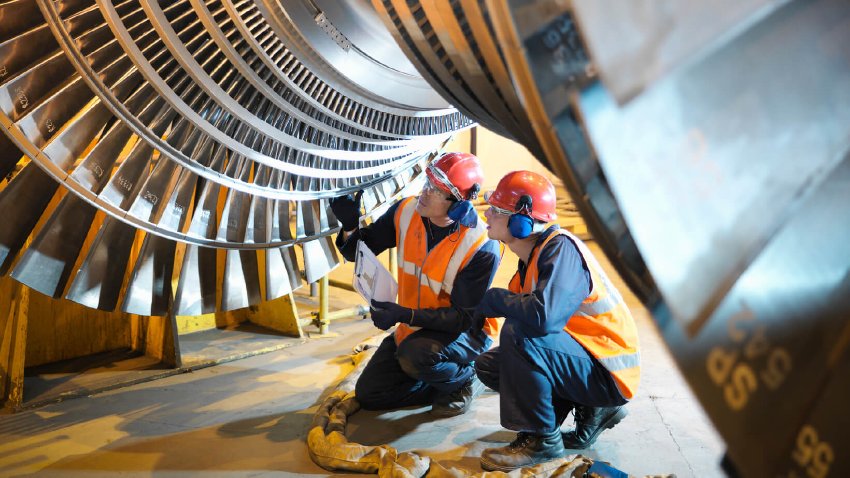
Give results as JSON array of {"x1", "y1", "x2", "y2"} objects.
[
  {"x1": 472, "y1": 171, "x2": 640, "y2": 472},
  {"x1": 330, "y1": 152, "x2": 502, "y2": 417}
]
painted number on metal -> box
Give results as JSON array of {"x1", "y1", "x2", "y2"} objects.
[
  {"x1": 782, "y1": 425, "x2": 834, "y2": 478},
  {"x1": 14, "y1": 87, "x2": 28, "y2": 110},
  {"x1": 705, "y1": 304, "x2": 793, "y2": 411}
]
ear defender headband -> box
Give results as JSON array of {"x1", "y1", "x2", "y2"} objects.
[
  {"x1": 508, "y1": 194, "x2": 539, "y2": 239},
  {"x1": 447, "y1": 182, "x2": 480, "y2": 222}
]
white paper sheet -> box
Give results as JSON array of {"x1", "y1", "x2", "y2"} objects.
[{"x1": 353, "y1": 240, "x2": 398, "y2": 304}]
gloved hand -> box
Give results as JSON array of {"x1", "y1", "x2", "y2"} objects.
[
  {"x1": 370, "y1": 299, "x2": 413, "y2": 331},
  {"x1": 470, "y1": 310, "x2": 487, "y2": 330},
  {"x1": 478, "y1": 287, "x2": 510, "y2": 317},
  {"x1": 329, "y1": 191, "x2": 363, "y2": 231}
]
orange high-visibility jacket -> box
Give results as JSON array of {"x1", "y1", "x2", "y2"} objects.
[
  {"x1": 392, "y1": 197, "x2": 499, "y2": 344},
  {"x1": 508, "y1": 229, "x2": 641, "y2": 399}
]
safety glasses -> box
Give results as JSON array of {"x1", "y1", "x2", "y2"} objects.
[
  {"x1": 422, "y1": 179, "x2": 453, "y2": 200},
  {"x1": 487, "y1": 204, "x2": 513, "y2": 216},
  {"x1": 483, "y1": 191, "x2": 512, "y2": 215}
]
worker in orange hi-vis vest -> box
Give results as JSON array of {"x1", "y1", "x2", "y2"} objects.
[
  {"x1": 330, "y1": 152, "x2": 502, "y2": 417},
  {"x1": 472, "y1": 171, "x2": 640, "y2": 472}
]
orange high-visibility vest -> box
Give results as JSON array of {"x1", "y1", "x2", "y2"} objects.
[
  {"x1": 508, "y1": 229, "x2": 641, "y2": 400},
  {"x1": 392, "y1": 197, "x2": 499, "y2": 343}
]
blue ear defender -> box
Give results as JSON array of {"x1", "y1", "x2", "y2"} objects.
[
  {"x1": 447, "y1": 200, "x2": 473, "y2": 222},
  {"x1": 508, "y1": 194, "x2": 535, "y2": 239},
  {"x1": 447, "y1": 183, "x2": 480, "y2": 222}
]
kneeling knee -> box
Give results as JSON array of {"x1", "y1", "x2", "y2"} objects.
[
  {"x1": 355, "y1": 377, "x2": 386, "y2": 410},
  {"x1": 397, "y1": 343, "x2": 439, "y2": 380}
]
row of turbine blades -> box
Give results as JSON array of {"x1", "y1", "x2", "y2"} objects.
[
  {"x1": 371, "y1": 0, "x2": 653, "y2": 301},
  {"x1": 0, "y1": 0, "x2": 471, "y2": 315}
]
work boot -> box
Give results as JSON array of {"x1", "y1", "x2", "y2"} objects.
[
  {"x1": 431, "y1": 373, "x2": 485, "y2": 417},
  {"x1": 562, "y1": 405, "x2": 628, "y2": 449},
  {"x1": 480, "y1": 430, "x2": 566, "y2": 472}
]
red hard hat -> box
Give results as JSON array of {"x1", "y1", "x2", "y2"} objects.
[
  {"x1": 426, "y1": 152, "x2": 484, "y2": 200},
  {"x1": 487, "y1": 171, "x2": 557, "y2": 222}
]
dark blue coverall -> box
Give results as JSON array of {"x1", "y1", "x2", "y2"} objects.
[
  {"x1": 336, "y1": 199, "x2": 501, "y2": 410},
  {"x1": 474, "y1": 226, "x2": 626, "y2": 434}
]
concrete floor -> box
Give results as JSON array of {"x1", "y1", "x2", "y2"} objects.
[{"x1": 0, "y1": 244, "x2": 726, "y2": 477}]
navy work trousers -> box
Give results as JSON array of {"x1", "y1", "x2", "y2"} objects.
[
  {"x1": 475, "y1": 321, "x2": 626, "y2": 434},
  {"x1": 355, "y1": 328, "x2": 492, "y2": 411}
]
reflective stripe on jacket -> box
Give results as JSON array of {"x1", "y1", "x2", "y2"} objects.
[
  {"x1": 392, "y1": 197, "x2": 498, "y2": 343},
  {"x1": 508, "y1": 229, "x2": 640, "y2": 399}
]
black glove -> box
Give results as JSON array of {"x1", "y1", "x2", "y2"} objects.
[
  {"x1": 478, "y1": 287, "x2": 510, "y2": 317},
  {"x1": 330, "y1": 190, "x2": 363, "y2": 231},
  {"x1": 370, "y1": 299, "x2": 413, "y2": 331},
  {"x1": 471, "y1": 310, "x2": 487, "y2": 330}
]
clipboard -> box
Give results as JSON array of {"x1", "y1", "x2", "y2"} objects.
[{"x1": 353, "y1": 240, "x2": 398, "y2": 304}]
